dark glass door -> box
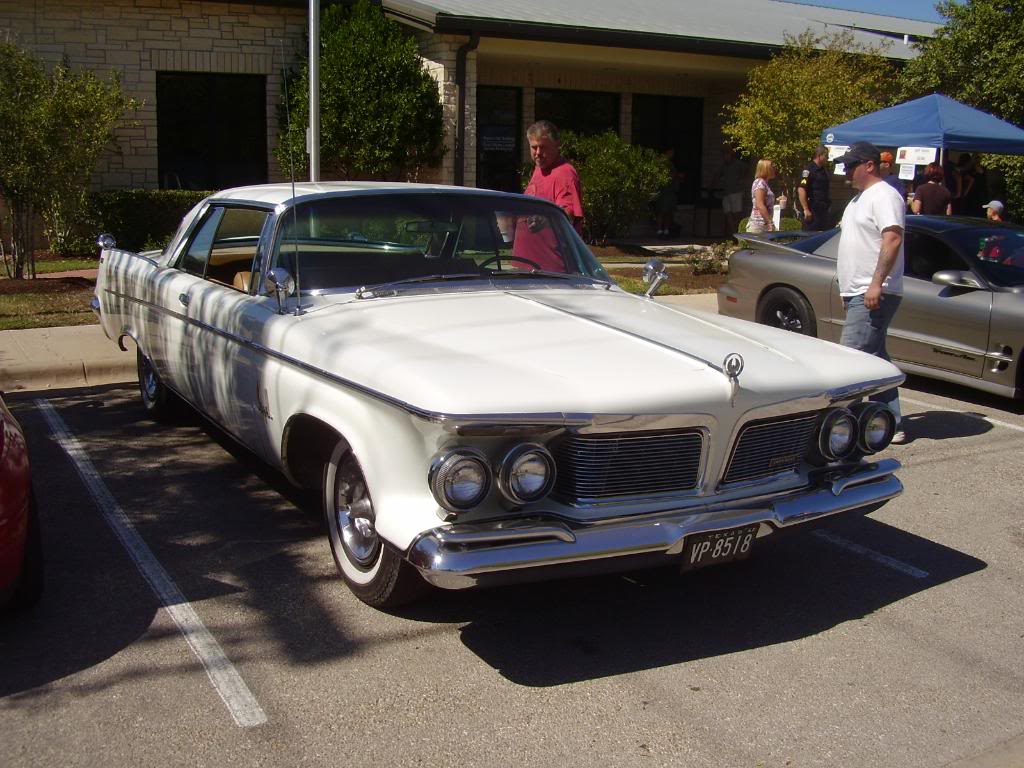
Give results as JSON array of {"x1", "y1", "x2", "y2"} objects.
[
  {"x1": 632, "y1": 94, "x2": 703, "y2": 204},
  {"x1": 477, "y1": 86, "x2": 522, "y2": 192}
]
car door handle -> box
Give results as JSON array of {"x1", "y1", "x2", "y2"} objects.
[{"x1": 179, "y1": 293, "x2": 190, "y2": 307}]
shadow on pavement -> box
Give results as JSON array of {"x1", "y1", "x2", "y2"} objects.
[
  {"x1": 399, "y1": 514, "x2": 986, "y2": 687},
  {"x1": 0, "y1": 387, "x2": 989, "y2": 695},
  {"x1": 902, "y1": 374, "x2": 1024, "y2": 416}
]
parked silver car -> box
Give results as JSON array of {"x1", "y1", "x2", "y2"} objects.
[{"x1": 718, "y1": 216, "x2": 1024, "y2": 400}]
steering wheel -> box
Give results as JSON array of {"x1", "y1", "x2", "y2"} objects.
[{"x1": 478, "y1": 255, "x2": 544, "y2": 271}]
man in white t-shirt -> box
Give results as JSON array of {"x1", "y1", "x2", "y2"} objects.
[{"x1": 835, "y1": 141, "x2": 907, "y2": 444}]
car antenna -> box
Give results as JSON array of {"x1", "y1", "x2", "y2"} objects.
[{"x1": 279, "y1": 37, "x2": 303, "y2": 315}]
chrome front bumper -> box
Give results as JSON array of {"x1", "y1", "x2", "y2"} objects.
[{"x1": 407, "y1": 458, "x2": 902, "y2": 589}]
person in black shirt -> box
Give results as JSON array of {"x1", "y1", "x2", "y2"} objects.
[{"x1": 797, "y1": 145, "x2": 832, "y2": 231}]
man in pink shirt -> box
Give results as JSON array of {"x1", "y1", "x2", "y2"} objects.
[
  {"x1": 523, "y1": 120, "x2": 584, "y2": 230},
  {"x1": 512, "y1": 121, "x2": 584, "y2": 271}
]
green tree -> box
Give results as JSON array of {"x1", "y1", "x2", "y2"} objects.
[
  {"x1": 559, "y1": 131, "x2": 670, "y2": 244},
  {"x1": 0, "y1": 42, "x2": 138, "y2": 277},
  {"x1": 722, "y1": 30, "x2": 895, "y2": 190},
  {"x1": 276, "y1": 0, "x2": 446, "y2": 180},
  {"x1": 900, "y1": 0, "x2": 1024, "y2": 214}
]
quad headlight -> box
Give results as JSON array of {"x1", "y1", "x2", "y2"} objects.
[
  {"x1": 429, "y1": 449, "x2": 492, "y2": 512},
  {"x1": 498, "y1": 443, "x2": 556, "y2": 505},
  {"x1": 817, "y1": 407, "x2": 859, "y2": 461},
  {"x1": 851, "y1": 402, "x2": 896, "y2": 454},
  {"x1": 429, "y1": 443, "x2": 557, "y2": 513}
]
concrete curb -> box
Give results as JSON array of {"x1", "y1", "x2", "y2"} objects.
[{"x1": 0, "y1": 326, "x2": 136, "y2": 393}]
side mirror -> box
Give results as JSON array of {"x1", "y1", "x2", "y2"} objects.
[
  {"x1": 932, "y1": 269, "x2": 981, "y2": 290},
  {"x1": 642, "y1": 258, "x2": 669, "y2": 298},
  {"x1": 266, "y1": 267, "x2": 296, "y2": 314},
  {"x1": 96, "y1": 233, "x2": 116, "y2": 250}
]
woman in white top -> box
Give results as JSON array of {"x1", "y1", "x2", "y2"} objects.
[{"x1": 747, "y1": 159, "x2": 777, "y2": 233}]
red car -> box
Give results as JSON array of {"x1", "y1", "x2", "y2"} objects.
[{"x1": 0, "y1": 393, "x2": 42, "y2": 610}]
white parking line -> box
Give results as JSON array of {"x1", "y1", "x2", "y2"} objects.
[
  {"x1": 35, "y1": 399, "x2": 267, "y2": 728},
  {"x1": 901, "y1": 395, "x2": 1024, "y2": 434},
  {"x1": 812, "y1": 529, "x2": 930, "y2": 579}
]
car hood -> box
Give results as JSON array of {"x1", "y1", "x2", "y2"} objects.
[{"x1": 275, "y1": 288, "x2": 900, "y2": 416}]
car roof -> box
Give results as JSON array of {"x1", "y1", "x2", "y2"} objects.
[{"x1": 209, "y1": 181, "x2": 530, "y2": 207}]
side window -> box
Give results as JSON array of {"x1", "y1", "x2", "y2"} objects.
[
  {"x1": 181, "y1": 207, "x2": 224, "y2": 277},
  {"x1": 903, "y1": 232, "x2": 969, "y2": 281},
  {"x1": 180, "y1": 206, "x2": 269, "y2": 291}
]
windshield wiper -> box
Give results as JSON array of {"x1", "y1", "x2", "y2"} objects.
[
  {"x1": 356, "y1": 273, "x2": 482, "y2": 299},
  {"x1": 487, "y1": 269, "x2": 609, "y2": 286}
]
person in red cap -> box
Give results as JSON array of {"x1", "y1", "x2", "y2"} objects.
[{"x1": 879, "y1": 151, "x2": 905, "y2": 197}]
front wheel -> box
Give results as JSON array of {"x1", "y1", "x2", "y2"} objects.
[
  {"x1": 756, "y1": 286, "x2": 817, "y2": 337},
  {"x1": 323, "y1": 441, "x2": 426, "y2": 608}
]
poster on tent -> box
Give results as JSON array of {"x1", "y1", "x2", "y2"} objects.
[
  {"x1": 896, "y1": 147, "x2": 937, "y2": 165},
  {"x1": 826, "y1": 145, "x2": 850, "y2": 175}
]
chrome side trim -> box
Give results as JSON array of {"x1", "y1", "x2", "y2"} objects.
[
  {"x1": 406, "y1": 458, "x2": 902, "y2": 589},
  {"x1": 826, "y1": 375, "x2": 905, "y2": 402},
  {"x1": 106, "y1": 286, "x2": 903, "y2": 439}
]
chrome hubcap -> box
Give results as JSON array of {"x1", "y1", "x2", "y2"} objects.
[{"x1": 334, "y1": 471, "x2": 379, "y2": 568}]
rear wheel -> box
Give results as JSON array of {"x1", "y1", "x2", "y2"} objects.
[
  {"x1": 136, "y1": 348, "x2": 178, "y2": 420},
  {"x1": 757, "y1": 287, "x2": 817, "y2": 337},
  {"x1": 323, "y1": 441, "x2": 426, "y2": 608}
]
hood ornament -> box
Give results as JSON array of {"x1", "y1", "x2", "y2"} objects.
[{"x1": 723, "y1": 353, "x2": 744, "y2": 406}]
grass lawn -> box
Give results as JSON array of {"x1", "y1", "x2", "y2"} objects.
[{"x1": 0, "y1": 277, "x2": 97, "y2": 330}]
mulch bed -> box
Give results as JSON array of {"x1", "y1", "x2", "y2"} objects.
[{"x1": 0, "y1": 276, "x2": 95, "y2": 296}]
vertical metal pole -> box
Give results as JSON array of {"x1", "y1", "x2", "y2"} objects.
[{"x1": 309, "y1": 0, "x2": 320, "y2": 182}]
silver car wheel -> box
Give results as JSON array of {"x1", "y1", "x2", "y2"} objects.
[{"x1": 333, "y1": 472, "x2": 380, "y2": 569}]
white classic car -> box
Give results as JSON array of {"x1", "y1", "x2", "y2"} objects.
[{"x1": 94, "y1": 182, "x2": 904, "y2": 608}]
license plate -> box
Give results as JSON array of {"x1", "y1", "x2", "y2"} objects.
[{"x1": 681, "y1": 524, "x2": 759, "y2": 571}]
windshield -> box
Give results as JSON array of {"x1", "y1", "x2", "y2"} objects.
[
  {"x1": 947, "y1": 226, "x2": 1024, "y2": 287},
  {"x1": 270, "y1": 193, "x2": 610, "y2": 293}
]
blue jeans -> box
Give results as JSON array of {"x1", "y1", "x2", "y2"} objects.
[{"x1": 840, "y1": 293, "x2": 902, "y2": 426}]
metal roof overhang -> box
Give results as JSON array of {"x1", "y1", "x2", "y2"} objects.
[{"x1": 399, "y1": 13, "x2": 778, "y2": 60}]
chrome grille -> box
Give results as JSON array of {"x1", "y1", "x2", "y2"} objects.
[
  {"x1": 551, "y1": 430, "x2": 704, "y2": 504},
  {"x1": 722, "y1": 412, "x2": 819, "y2": 485}
]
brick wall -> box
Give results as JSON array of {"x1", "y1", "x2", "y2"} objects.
[{"x1": 0, "y1": 0, "x2": 305, "y2": 189}]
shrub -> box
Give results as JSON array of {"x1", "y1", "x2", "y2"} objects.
[
  {"x1": 276, "y1": 0, "x2": 445, "y2": 180},
  {"x1": 0, "y1": 41, "x2": 139, "y2": 275},
  {"x1": 81, "y1": 189, "x2": 211, "y2": 254},
  {"x1": 691, "y1": 241, "x2": 736, "y2": 275},
  {"x1": 558, "y1": 131, "x2": 671, "y2": 244},
  {"x1": 737, "y1": 216, "x2": 803, "y2": 233}
]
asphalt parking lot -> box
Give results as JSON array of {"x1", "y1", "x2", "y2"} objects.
[{"x1": 2, "y1": 378, "x2": 1023, "y2": 768}]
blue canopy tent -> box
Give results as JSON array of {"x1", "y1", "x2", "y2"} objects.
[{"x1": 821, "y1": 94, "x2": 1024, "y2": 156}]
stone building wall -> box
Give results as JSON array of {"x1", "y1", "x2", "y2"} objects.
[
  {"x1": 415, "y1": 32, "x2": 476, "y2": 187},
  {"x1": 0, "y1": 0, "x2": 306, "y2": 189}
]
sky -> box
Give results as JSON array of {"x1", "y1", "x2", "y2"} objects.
[{"x1": 786, "y1": 0, "x2": 947, "y2": 23}]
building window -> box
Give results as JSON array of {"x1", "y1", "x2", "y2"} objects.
[
  {"x1": 477, "y1": 86, "x2": 522, "y2": 193},
  {"x1": 156, "y1": 72, "x2": 267, "y2": 190},
  {"x1": 535, "y1": 88, "x2": 619, "y2": 138}
]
